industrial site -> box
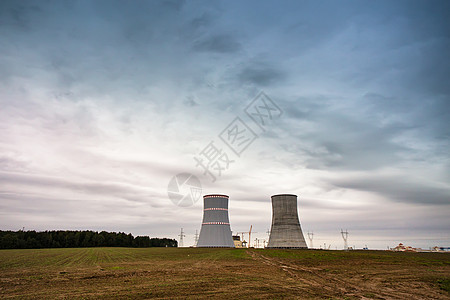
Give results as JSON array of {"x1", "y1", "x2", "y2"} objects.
[
  {"x1": 180, "y1": 193, "x2": 449, "y2": 254},
  {"x1": 195, "y1": 194, "x2": 308, "y2": 249}
]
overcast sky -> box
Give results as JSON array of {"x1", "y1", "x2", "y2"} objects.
[{"x1": 1, "y1": 0, "x2": 449, "y2": 249}]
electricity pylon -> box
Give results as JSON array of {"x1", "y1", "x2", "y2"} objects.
[
  {"x1": 194, "y1": 229, "x2": 199, "y2": 247},
  {"x1": 341, "y1": 229, "x2": 349, "y2": 250},
  {"x1": 178, "y1": 228, "x2": 185, "y2": 247}
]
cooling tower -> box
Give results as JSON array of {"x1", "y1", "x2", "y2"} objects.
[
  {"x1": 197, "y1": 194, "x2": 235, "y2": 248},
  {"x1": 267, "y1": 194, "x2": 308, "y2": 249}
]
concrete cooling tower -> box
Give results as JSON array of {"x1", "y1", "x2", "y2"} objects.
[
  {"x1": 267, "y1": 194, "x2": 308, "y2": 249},
  {"x1": 197, "y1": 194, "x2": 235, "y2": 248}
]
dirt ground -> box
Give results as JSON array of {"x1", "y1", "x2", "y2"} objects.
[{"x1": 0, "y1": 247, "x2": 449, "y2": 299}]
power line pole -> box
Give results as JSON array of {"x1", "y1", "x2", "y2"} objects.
[
  {"x1": 341, "y1": 229, "x2": 348, "y2": 250},
  {"x1": 194, "y1": 229, "x2": 199, "y2": 247},
  {"x1": 178, "y1": 228, "x2": 185, "y2": 247},
  {"x1": 307, "y1": 231, "x2": 314, "y2": 248}
]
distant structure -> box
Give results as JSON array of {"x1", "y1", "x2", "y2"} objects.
[
  {"x1": 178, "y1": 228, "x2": 185, "y2": 247},
  {"x1": 341, "y1": 229, "x2": 348, "y2": 250},
  {"x1": 197, "y1": 194, "x2": 235, "y2": 247},
  {"x1": 267, "y1": 194, "x2": 308, "y2": 249},
  {"x1": 393, "y1": 243, "x2": 416, "y2": 252},
  {"x1": 432, "y1": 246, "x2": 450, "y2": 252},
  {"x1": 236, "y1": 228, "x2": 253, "y2": 248},
  {"x1": 232, "y1": 235, "x2": 246, "y2": 248}
]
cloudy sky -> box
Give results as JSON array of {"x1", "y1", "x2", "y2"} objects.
[{"x1": 1, "y1": 0, "x2": 449, "y2": 249}]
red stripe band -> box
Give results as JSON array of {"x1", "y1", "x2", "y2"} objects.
[
  {"x1": 204, "y1": 195, "x2": 229, "y2": 198},
  {"x1": 202, "y1": 222, "x2": 230, "y2": 225}
]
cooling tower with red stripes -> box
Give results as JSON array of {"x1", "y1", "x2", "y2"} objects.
[{"x1": 197, "y1": 194, "x2": 235, "y2": 247}]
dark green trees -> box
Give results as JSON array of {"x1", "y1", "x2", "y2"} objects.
[{"x1": 0, "y1": 230, "x2": 177, "y2": 249}]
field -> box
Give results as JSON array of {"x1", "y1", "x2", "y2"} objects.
[{"x1": 0, "y1": 247, "x2": 449, "y2": 299}]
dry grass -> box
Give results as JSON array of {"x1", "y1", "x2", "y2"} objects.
[{"x1": 0, "y1": 247, "x2": 449, "y2": 299}]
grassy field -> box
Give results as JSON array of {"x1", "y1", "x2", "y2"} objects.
[{"x1": 0, "y1": 247, "x2": 449, "y2": 299}]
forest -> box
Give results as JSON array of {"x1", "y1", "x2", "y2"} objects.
[{"x1": 0, "y1": 230, "x2": 178, "y2": 249}]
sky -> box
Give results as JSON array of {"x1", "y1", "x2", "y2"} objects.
[{"x1": 0, "y1": 0, "x2": 449, "y2": 250}]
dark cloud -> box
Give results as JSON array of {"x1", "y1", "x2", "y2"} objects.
[
  {"x1": 190, "y1": 13, "x2": 213, "y2": 29},
  {"x1": 274, "y1": 95, "x2": 412, "y2": 171},
  {"x1": 331, "y1": 174, "x2": 450, "y2": 205},
  {"x1": 359, "y1": 92, "x2": 450, "y2": 162},
  {"x1": 237, "y1": 62, "x2": 285, "y2": 86},
  {"x1": 0, "y1": 155, "x2": 29, "y2": 172},
  {"x1": 0, "y1": 172, "x2": 153, "y2": 203},
  {"x1": 193, "y1": 33, "x2": 241, "y2": 53},
  {"x1": 0, "y1": 1, "x2": 41, "y2": 30},
  {"x1": 0, "y1": 0, "x2": 197, "y2": 98},
  {"x1": 184, "y1": 96, "x2": 199, "y2": 107}
]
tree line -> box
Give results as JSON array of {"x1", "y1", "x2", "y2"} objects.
[{"x1": 0, "y1": 230, "x2": 178, "y2": 249}]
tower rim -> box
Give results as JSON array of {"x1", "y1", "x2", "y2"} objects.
[
  {"x1": 271, "y1": 194, "x2": 297, "y2": 198},
  {"x1": 204, "y1": 194, "x2": 229, "y2": 198}
]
